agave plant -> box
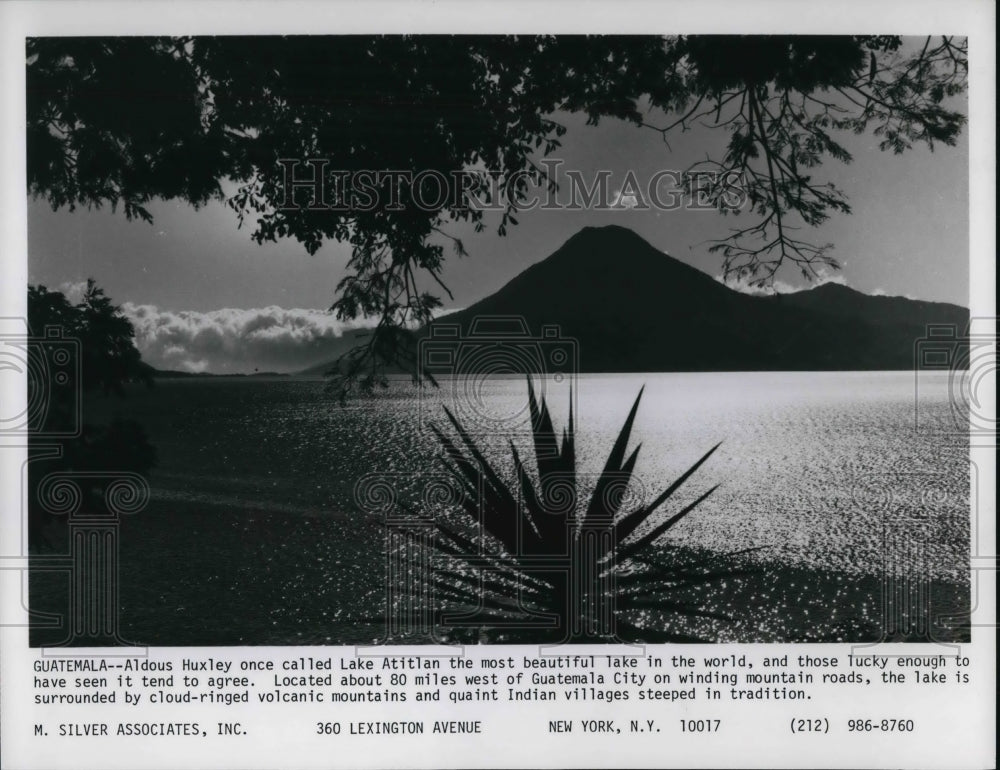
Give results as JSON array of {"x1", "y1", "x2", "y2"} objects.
[{"x1": 387, "y1": 379, "x2": 746, "y2": 643}]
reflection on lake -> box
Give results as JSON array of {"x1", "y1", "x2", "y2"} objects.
[{"x1": 32, "y1": 371, "x2": 970, "y2": 645}]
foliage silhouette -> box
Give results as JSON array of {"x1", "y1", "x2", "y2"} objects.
[
  {"x1": 27, "y1": 281, "x2": 156, "y2": 549},
  {"x1": 27, "y1": 36, "x2": 967, "y2": 396},
  {"x1": 380, "y1": 380, "x2": 750, "y2": 643}
]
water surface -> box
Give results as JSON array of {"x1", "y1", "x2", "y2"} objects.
[{"x1": 37, "y1": 370, "x2": 967, "y2": 645}]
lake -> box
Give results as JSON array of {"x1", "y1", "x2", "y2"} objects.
[{"x1": 31, "y1": 371, "x2": 971, "y2": 646}]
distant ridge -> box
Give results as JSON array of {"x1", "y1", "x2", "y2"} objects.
[
  {"x1": 304, "y1": 225, "x2": 969, "y2": 374},
  {"x1": 151, "y1": 369, "x2": 291, "y2": 378}
]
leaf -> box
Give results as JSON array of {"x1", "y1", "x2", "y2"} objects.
[
  {"x1": 617, "y1": 483, "x2": 721, "y2": 562},
  {"x1": 526, "y1": 377, "x2": 563, "y2": 479},
  {"x1": 582, "y1": 387, "x2": 644, "y2": 526},
  {"x1": 396, "y1": 386, "x2": 733, "y2": 643},
  {"x1": 615, "y1": 441, "x2": 722, "y2": 544}
]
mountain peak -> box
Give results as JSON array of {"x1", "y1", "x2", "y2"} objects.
[
  {"x1": 799, "y1": 281, "x2": 855, "y2": 296},
  {"x1": 301, "y1": 225, "x2": 971, "y2": 374},
  {"x1": 563, "y1": 224, "x2": 669, "y2": 254},
  {"x1": 577, "y1": 223, "x2": 652, "y2": 238},
  {"x1": 544, "y1": 225, "x2": 693, "y2": 282},
  {"x1": 429, "y1": 225, "x2": 969, "y2": 373}
]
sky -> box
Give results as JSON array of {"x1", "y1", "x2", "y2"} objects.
[{"x1": 27, "y1": 49, "x2": 970, "y2": 374}]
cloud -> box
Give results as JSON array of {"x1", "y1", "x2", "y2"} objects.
[
  {"x1": 715, "y1": 268, "x2": 848, "y2": 296},
  {"x1": 57, "y1": 280, "x2": 89, "y2": 305},
  {"x1": 122, "y1": 303, "x2": 379, "y2": 374},
  {"x1": 610, "y1": 187, "x2": 640, "y2": 209},
  {"x1": 870, "y1": 287, "x2": 917, "y2": 300}
]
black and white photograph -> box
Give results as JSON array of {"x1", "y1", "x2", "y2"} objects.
[{"x1": 0, "y1": 3, "x2": 995, "y2": 769}]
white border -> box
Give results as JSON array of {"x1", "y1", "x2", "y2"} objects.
[{"x1": 1, "y1": 3, "x2": 995, "y2": 769}]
